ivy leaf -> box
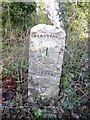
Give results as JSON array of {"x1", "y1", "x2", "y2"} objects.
[{"x1": 70, "y1": 73, "x2": 74, "y2": 78}]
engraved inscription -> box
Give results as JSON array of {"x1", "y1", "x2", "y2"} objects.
[
  {"x1": 29, "y1": 70, "x2": 60, "y2": 78},
  {"x1": 31, "y1": 32, "x2": 64, "y2": 39}
]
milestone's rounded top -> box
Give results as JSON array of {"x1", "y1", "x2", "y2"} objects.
[{"x1": 31, "y1": 24, "x2": 66, "y2": 37}]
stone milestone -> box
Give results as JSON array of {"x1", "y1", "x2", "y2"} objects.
[{"x1": 28, "y1": 24, "x2": 66, "y2": 102}]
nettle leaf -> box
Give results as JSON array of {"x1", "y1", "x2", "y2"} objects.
[
  {"x1": 33, "y1": 108, "x2": 42, "y2": 118},
  {"x1": 61, "y1": 76, "x2": 69, "y2": 89},
  {"x1": 3, "y1": 68, "x2": 9, "y2": 75}
]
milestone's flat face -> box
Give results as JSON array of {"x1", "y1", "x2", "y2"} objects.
[
  {"x1": 28, "y1": 24, "x2": 66, "y2": 99},
  {"x1": 29, "y1": 34, "x2": 64, "y2": 77}
]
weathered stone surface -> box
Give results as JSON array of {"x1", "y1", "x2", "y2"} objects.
[{"x1": 28, "y1": 24, "x2": 66, "y2": 102}]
